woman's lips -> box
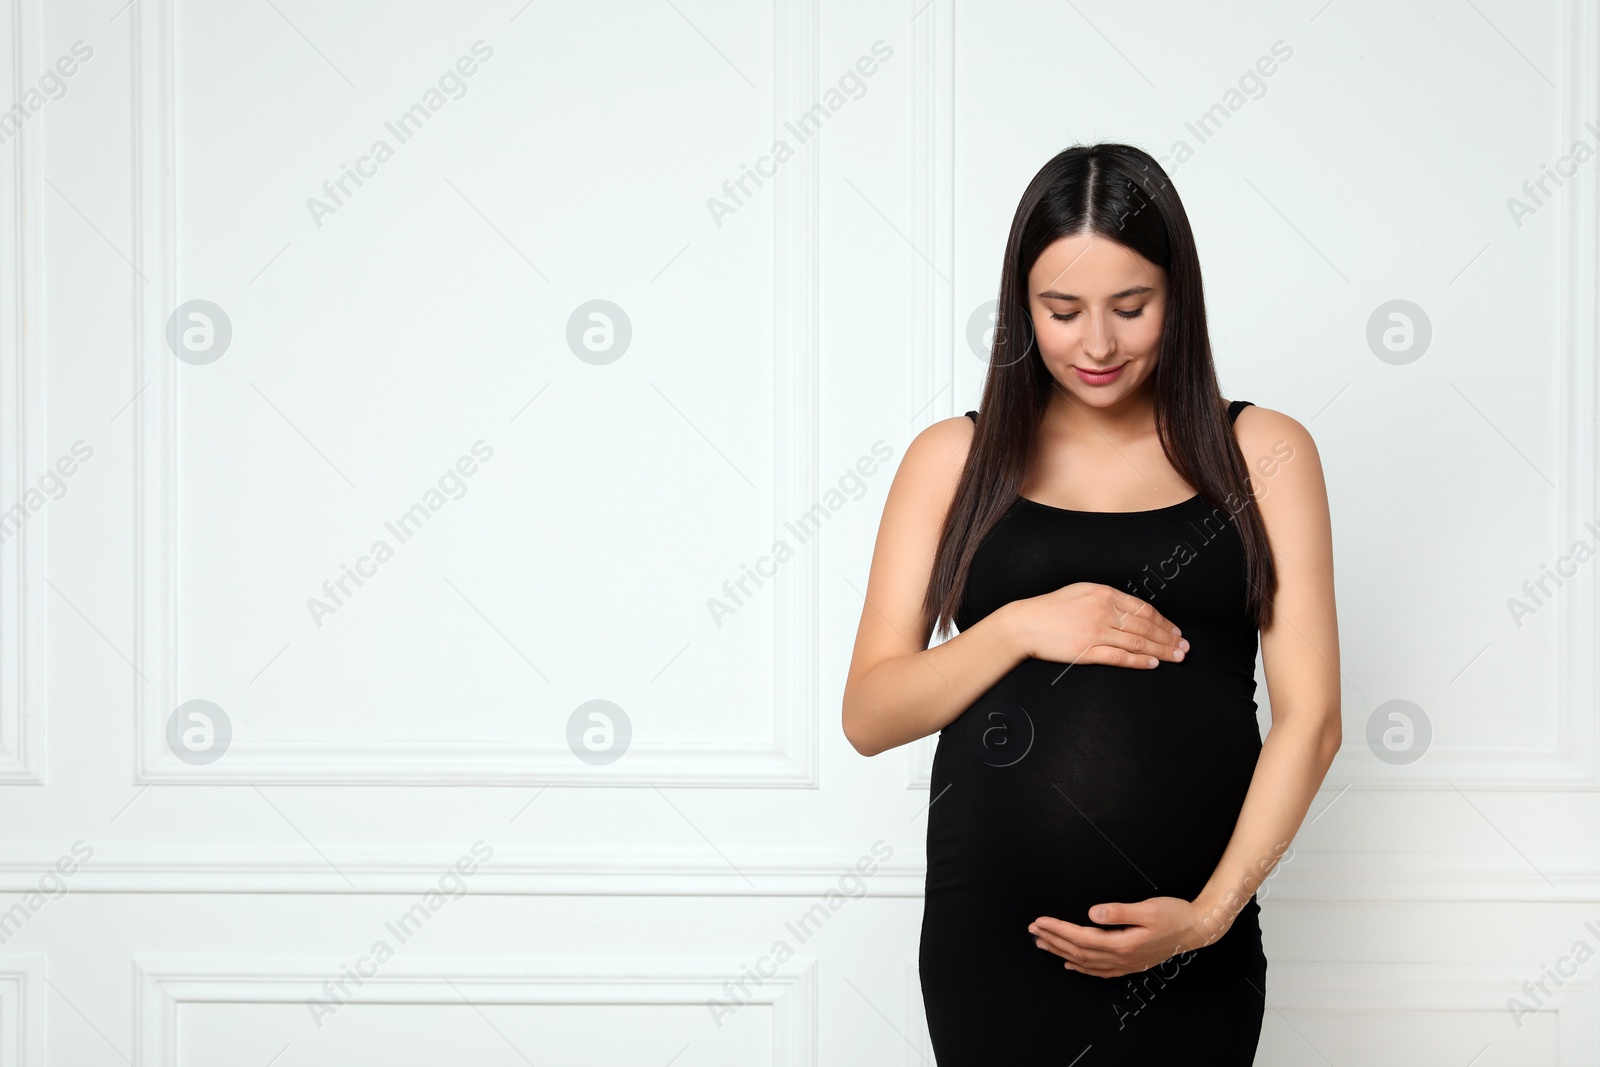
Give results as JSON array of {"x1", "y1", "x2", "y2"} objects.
[{"x1": 1075, "y1": 363, "x2": 1126, "y2": 385}]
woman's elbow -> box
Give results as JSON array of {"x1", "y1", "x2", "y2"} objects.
[{"x1": 841, "y1": 703, "x2": 882, "y2": 758}]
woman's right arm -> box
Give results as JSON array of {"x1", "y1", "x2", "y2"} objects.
[
  {"x1": 841, "y1": 416, "x2": 1188, "y2": 758},
  {"x1": 841, "y1": 415, "x2": 1028, "y2": 758}
]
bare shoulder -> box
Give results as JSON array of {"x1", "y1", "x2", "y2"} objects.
[
  {"x1": 907, "y1": 410, "x2": 978, "y2": 461},
  {"x1": 884, "y1": 413, "x2": 978, "y2": 523},
  {"x1": 1229, "y1": 403, "x2": 1330, "y2": 530}
]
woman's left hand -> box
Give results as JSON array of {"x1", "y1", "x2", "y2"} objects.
[{"x1": 1028, "y1": 897, "x2": 1226, "y2": 978}]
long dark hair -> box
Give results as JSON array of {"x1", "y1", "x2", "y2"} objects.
[{"x1": 923, "y1": 143, "x2": 1277, "y2": 641}]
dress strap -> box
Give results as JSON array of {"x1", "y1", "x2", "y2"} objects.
[{"x1": 965, "y1": 410, "x2": 978, "y2": 423}]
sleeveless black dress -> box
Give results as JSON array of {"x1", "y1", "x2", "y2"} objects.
[{"x1": 919, "y1": 399, "x2": 1266, "y2": 1064}]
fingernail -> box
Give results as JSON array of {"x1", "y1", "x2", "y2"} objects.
[
  {"x1": 1171, "y1": 626, "x2": 1181, "y2": 635},
  {"x1": 1179, "y1": 639, "x2": 1190, "y2": 651}
]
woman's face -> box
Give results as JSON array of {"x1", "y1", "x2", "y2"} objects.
[{"x1": 1024, "y1": 233, "x2": 1167, "y2": 410}]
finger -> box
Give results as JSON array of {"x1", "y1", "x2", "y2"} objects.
[
  {"x1": 1033, "y1": 931, "x2": 1073, "y2": 959},
  {"x1": 1108, "y1": 615, "x2": 1187, "y2": 659},
  {"x1": 1113, "y1": 595, "x2": 1180, "y2": 636},
  {"x1": 1051, "y1": 944, "x2": 1125, "y2": 977},
  {"x1": 1096, "y1": 611, "x2": 1184, "y2": 662},
  {"x1": 1088, "y1": 902, "x2": 1149, "y2": 927},
  {"x1": 1087, "y1": 644, "x2": 1162, "y2": 669},
  {"x1": 1112, "y1": 599, "x2": 1184, "y2": 647},
  {"x1": 1148, "y1": 607, "x2": 1182, "y2": 638},
  {"x1": 1070, "y1": 642, "x2": 1155, "y2": 670},
  {"x1": 1062, "y1": 956, "x2": 1117, "y2": 976},
  {"x1": 1049, "y1": 928, "x2": 1141, "y2": 965},
  {"x1": 1076, "y1": 640, "x2": 1161, "y2": 668},
  {"x1": 1031, "y1": 917, "x2": 1119, "y2": 951},
  {"x1": 1112, "y1": 609, "x2": 1173, "y2": 642},
  {"x1": 1081, "y1": 643, "x2": 1171, "y2": 668},
  {"x1": 1120, "y1": 632, "x2": 1185, "y2": 661},
  {"x1": 1034, "y1": 930, "x2": 1116, "y2": 965},
  {"x1": 1030, "y1": 926, "x2": 1085, "y2": 956}
]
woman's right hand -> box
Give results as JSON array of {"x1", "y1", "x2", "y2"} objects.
[{"x1": 1008, "y1": 583, "x2": 1189, "y2": 668}]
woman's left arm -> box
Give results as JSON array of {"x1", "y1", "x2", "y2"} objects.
[
  {"x1": 1185, "y1": 405, "x2": 1342, "y2": 940},
  {"x1": 1029, "y1": 408, "x2": 1342, "y2": 975}
]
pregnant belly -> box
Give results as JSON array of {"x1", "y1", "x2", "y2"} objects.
[{"x1": 926, "y1": 657, "x2": 1262, "y2": 927}]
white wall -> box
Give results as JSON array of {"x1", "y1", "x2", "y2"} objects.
[{"x1": 1, "y1": 0, "x2": 1598, "y2": 1064}]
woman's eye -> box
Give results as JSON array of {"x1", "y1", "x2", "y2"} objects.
[{"x1": 1048, "y1": 308, "x2": 1144, "y2": 322}]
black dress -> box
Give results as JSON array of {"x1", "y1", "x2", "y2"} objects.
[{"x1": 919, "y1": 399, "x2": 1267, "y2": 1064}]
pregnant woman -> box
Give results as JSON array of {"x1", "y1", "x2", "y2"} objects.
[{"x1": 842, "y1": 143, "x2": 1341, "y2": 1064}]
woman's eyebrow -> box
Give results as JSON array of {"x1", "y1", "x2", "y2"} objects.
[{"x1": 1037, "y1": 285, "x2": 1154, "y2": 301}]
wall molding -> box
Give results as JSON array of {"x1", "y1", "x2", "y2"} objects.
[
  {"x1": 134, "y1": 954, "x2": 818, "y2": 1066},
  {"x1": 907, "y1": 0, "x2": 954, "y2": 430},
  {"x1": 1267, "y1": 962, "x2": 1600, "y2": 1066},
  {"x1": 129, "y1": 0, "x2": 823, "y2": 786},
  {"x1": 4, "y1": 842, "x2": 1600, "y2": 899},
  {"x1": 0, "y1": 0, "x2": 47, "y2": 784},
  {"x1": 0, "y1": 956, "x2": 44, "y2": 1067},
  {"x1": 901, "y1": 0, "x2": 952, "y2": 794}
]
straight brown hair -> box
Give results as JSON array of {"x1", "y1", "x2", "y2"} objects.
[{"x1": 922, "y1": 143, "x2": 1277, "y2": 642}]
